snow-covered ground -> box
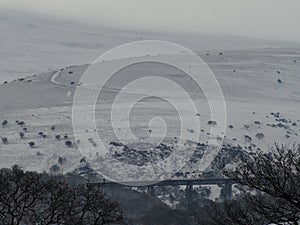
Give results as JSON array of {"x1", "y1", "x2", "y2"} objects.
[
  {"x1": 0, "y1": 47, "x2": 300, "y2": 175},
  {"x1": 1, "y1": 9, "x2": 300, "y2": 182}
]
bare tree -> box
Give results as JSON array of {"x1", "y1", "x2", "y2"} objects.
[
  {"x1": 205, "y1": 144, "x2": 300, "y2": 225},
  {"x1": 27, "y1": 180, "x2": 72, "y2": 225},
  {"x1": 63, "y1": 184, "x2": 124, "y2": 225},
  {"x1": 0, "y1": 165, "x2": 45, "y2": 225},
  {"x1": 0, "y1": 166, "x2": 125, "y2": 225}
]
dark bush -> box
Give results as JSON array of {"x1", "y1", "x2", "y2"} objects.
[
  {"x1": 1, "y1": 120, "x2": 8, "y2": 127},
  {"x1": 49, "y1": 164, "x2": 60, "y2": 174},
  {"x1": 55, "y1": 134, "x2": 61, "y2": 140},
  {"x1": 58, "y1": 157, "x2": 67, "y2": 164},
  {"x1": 207, "y1": 120, "x2": 217, "y2": 126},
  {"x1": 19, "y1": 132, "x2": 25, "y2": 139},
  {"x1": 65, "y1": 140, "x2": 72, "y2": 147},
  {"x1": 29, "y1": 141, "x2": 35, "y2": 148},
  {"x1": 18, "y1": 121, "x2": 25, "y2": 126},
  {"x1": 1, "y1": 137, "x2": 8, "y2": 144}
]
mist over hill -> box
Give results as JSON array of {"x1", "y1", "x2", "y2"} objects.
[{"x1": 1, "y1": 9, "x2": 299, "y2": 83}]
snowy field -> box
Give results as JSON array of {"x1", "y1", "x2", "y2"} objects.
[
  {"x1": 0, "y1": 9, "x2": 300, "y2": 178},
  {"x1": 0, "y1": 47, "x2": 300, "y2": 175}
]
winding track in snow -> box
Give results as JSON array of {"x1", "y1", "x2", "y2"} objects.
[
  {"x1": 50, "y1": 70, "x2": 76, "y2": 88},
  {"x1": 50, "y1": 71, "x2": 65, "y2": 86}
]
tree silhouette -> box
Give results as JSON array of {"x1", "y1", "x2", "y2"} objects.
[
  {"x1": 206, "y1": 145, "x2": 300, "y2": 225},
  {"x1": 0, "y1": 166, "x2": 125, "y2": 225}
]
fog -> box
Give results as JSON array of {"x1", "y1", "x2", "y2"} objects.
[{"x1": 1, "y1": 0, "x2": 300, "y2": 43}]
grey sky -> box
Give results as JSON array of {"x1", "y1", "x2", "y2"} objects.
[{"x1": 1, "y1": 0, "x2": 300, "y2": 43}]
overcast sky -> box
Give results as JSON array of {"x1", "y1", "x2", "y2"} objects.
[{"x1": 1, "y1": 0, "x2": 300, "y2": 43}]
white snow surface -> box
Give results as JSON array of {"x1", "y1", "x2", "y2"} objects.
[{"x1": 0, "y1": 9, "x2": 300, "y2": 180}]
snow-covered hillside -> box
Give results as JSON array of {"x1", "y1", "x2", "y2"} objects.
[
  {"x1": 1, "y1": 8, "x2": 300, "y2": 181},
  {"x1": 0, "y1": 46, "x2": 300, "y2": 177},
  {"x1": 1, "y1": 8, "x2": 299, "y2": 83}
]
